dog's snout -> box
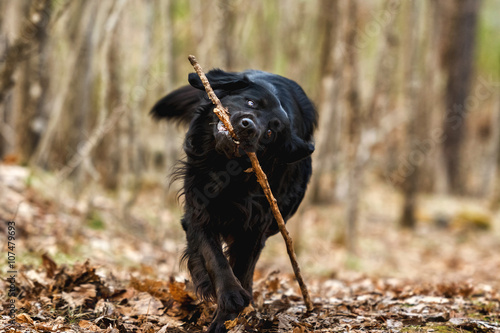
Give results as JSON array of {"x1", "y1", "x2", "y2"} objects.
[
  {"x1": 240, "y1": 118, "x2": 254, "y2": 129},
  {"x1": 234, "y1": 116, "x2": 257, "y2": 139}
]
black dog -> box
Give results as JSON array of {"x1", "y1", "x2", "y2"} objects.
[{"x1": 151, "y1": 69, "x2": 316, "y2": 332}]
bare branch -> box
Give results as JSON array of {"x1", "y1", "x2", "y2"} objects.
[{"x1": 188, "y1": 55, "x2": 239, "y2": 144}]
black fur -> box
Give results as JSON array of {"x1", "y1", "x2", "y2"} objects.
[{"x1": 151, "y1": 69, "x2": 317, "y2": 333}]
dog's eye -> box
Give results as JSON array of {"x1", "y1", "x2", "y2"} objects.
[
  {"x1": 267, "y1": 129, "x2": 272, "y2": 138},
  {"x1": 246, "y1": 99, "x2": 256, "y2": 108}
]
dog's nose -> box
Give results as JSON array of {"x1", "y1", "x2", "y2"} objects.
[
  {"x1": 237, "y1": 118, "x2": 257, "y2": 138},
  {"x1": 240, "y1": 118, "x2": 254, "y2": 129}
]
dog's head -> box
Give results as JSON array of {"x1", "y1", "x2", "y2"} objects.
[{"x1": 188, "y1": 69, "x2": 315, "y2": 163}]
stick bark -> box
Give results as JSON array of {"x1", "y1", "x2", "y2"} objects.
[{"x1": 188, "y1": 55, "x2": 314, "y2": 312}]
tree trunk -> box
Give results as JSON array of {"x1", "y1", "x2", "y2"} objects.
[
  {"x1": 218, "y1": 0, "x2": 236, "y2": 70},
  {"x1": 70, "y1": 2, "x2": 98, "y2": 194},
  {"x1": 344, "y1": 0, "x2": 362, "y2": 254},
  {"x1": 366, "y1": 0, "x2": 399, "y2": 125},
  {"x1": 121, "y1": 0, "x2": 155, "y2": 212},
  {"x1": 161, "y1": 0, "x2": 182, "y2": 202},
  {"x1": 0, "y1": 0, "x2": 12, "y2": 158},
  {"x1": 442, "y1": 0, "x2": 482, "y2": 194},
  {"x1": 309, "y1": 0, "x2": 340, "y2": 203},
  {"x1": 399, "y1": 0, "x2": 421, "y2": 229},
  {"x1": 490, "y1": 58, "x2": 500, "y2": 209},
  {"x1": 0, "y1": 0, "x2": 51, "y2": 161},
  {"x1": 31, "y1": 1, "x2": 88, "y2": 169},
  {"x1": 15, "y1": 0, "x2": 52, "y2": 163},
  {"x1": 94, "y1": 0, "x2": 126, "y2": 190},
  {"x1": 418, "y1": 0, "x2": 445, "y2": 193}
]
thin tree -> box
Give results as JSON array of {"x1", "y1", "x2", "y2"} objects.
[
  {"x1": 15, "y1": 0, "x2": 52, "y2": 163},
  {"x1": 0, "y1": 0, "x2": 51, "y2": 160},
  {"x1": 399, "y1": 0, "x2": 421, "y2": 229},
  {"x1": 442, "y1": 0, "x2": 482, "y2": 194},
  {"x1": 218, "y1": 0, "x2": 236, "y2": 69},
  {"x1": 490, "y1": 56, "x2": 500, "y2": 209},
  {"x1": 344, "y1": 0, "x2": 362, "y2": 254},
  {"x1": 32, "y1": 1, "x2": 87, "y2": 168},
  {"x1": 310, "y1": 0, "x2": 340, "y2": 203}
]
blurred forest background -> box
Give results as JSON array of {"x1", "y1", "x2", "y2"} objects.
[{"x1": 1, "y1": 0, "x2": 500, "y2": 273}]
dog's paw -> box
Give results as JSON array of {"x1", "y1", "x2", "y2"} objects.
[
  {"x1": 217, "y1": 287, "x2": 251, "y2": 313},
  {"x1": 207, "y1": 312, "x2": 237, "y2": 333}
]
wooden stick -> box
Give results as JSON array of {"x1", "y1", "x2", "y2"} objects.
[
  {"x1": 188, "y1": 55, "x2": 239, "y2": 144},
  {"x1": 187, "y1": 55, "x2": 314, "y2": 312}
]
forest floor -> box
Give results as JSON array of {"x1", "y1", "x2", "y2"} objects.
[{"x1": 1, "y1": 164, "x2": 500, "y2": 332}]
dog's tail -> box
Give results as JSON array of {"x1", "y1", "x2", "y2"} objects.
[{"x1": 150, "y1": 85, "x2": 202, "y2": 125}]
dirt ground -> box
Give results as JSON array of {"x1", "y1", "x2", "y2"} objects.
[{"x1": 1, "y1": 164, "x2": 499, "y2": 332}]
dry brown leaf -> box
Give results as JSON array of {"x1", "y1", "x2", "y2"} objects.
[
  {"x1": 242, "y1": 304, "x2": 254, "y2": 315},
  {"x1": 62, "y1": 283, "x2": 97, "y2": 308},
  {"x1": 16, "y1": 313, "x2": 34, "y2": 325},
  {"x1": 42, "y1": 253, "x2": 58, "y2": 278},
  {"x1": 131, "y1": 276, "x2": 170, "y2": 300},
  {"x1": 158, "y1": 315, "x2": 183, "y2": 327},
  {"x1": 293, "y1": 326, "x2": 306, "y2": 333},
  {"x1": 103, "y1": 328, "x2": 121, "y2": 333},
  {"x1": 168, "y1": 280, "x2": 195, "y2": 304},
  {"x1": 78, "y1": 319, "x2": 101, "y2": 331},
  {"x1": 129, "y1": 292, "x2": 164, "y2": 316},
  {"x1": 95, "y1": 298, "x2": 116, "y2": 316},
  {"x1": 51, "y1": 323, "x2": 74, "y2": 331},
  {"x1": 266, "y1": 277, "x2": 280, "y2": 293},
  {"x1": 156, "y1": 325, "x2": 169, "y2": 333},
  {"x1": 224, "y1": 317, "x2": 239, "y2": 330},
  {"x1": 109, "y1": 287, "x2": 135, "y2": 302},
  {"x1": 139, "y1": 322, "x2": 155, "y2": 333}
]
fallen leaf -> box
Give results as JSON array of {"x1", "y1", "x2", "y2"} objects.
[
  {"x1": 168, "y1": 280, "x2": 195, "y2": 304},
  {"x1": 131, "y1": 277, "x2": 170, "y2": 300},
  {"x1": 42, "y1": 253, "x2": 58, "y2": 279},
  {"x1": 293, "y1": 326, "x2": 306, "y2": 333},
  {"x1": 129, "y1": 292, "x2": 164, "y2": 316},
  {"x1": 78, "y1": 319, "x2": 101, "y2": 331},
  {"x1": 139, "y1": 321, "x2": 155, "y2": 333},
  {"x1": 16, "y1": 313, "x2": 34, "y2": 325},
  {"x1": 225, "y1": 317, "x2": 238, "y2": 330},
  {"x1": 35, "y1": 323, "x2": 57, "y2": 331},
  {"x1": 62, "y1": 283, "x2": 97, "y2": 308},
  {"x1": 156, "y1": 325, "x2": 169, "y2": 333}
]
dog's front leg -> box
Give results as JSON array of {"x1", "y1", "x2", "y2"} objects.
[
  {"x1": 199, "y1": 229, "x2": 251, "y2": 311},
  {"x1": 185, "y1": 224, "x2": 251, "y2": 332}
]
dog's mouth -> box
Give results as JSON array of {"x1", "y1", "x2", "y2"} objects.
[
  {"x1": 215, "y1": 120, "x2": 242, "y2": 158},
  {"x1": 217, "y1": 120, "x2": 230, "y2": 137}
]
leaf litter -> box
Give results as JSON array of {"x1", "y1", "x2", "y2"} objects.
[
  {"x1": 2, "y1": 256, "x2": 498, "y2": 332},
  {"x1": 1, "y1": 165, "x2": 500, "y2": 332}
]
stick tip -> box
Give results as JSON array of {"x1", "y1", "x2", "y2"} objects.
[{"x1": 188, "y1": 55, "x2": 197, "y2": 65}]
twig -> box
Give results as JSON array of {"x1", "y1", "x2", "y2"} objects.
[
  {"x1": 188, "y1": 55, "x2": 239, "y2": 144},
  {"x1": 56, "y1": 106, "x2": 125, "y2": 181},
  {"x1": 187, "y1": 55, "x2": 314, "y2": 312}
]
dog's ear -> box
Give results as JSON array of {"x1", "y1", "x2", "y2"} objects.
[
  {"x1": 282, "y1": 132, "x2": 315, "y2": 163},
  {"x1": 150, "y1": 85, "x2": 202, "y2": 124},
  {"x1": 188, "y1": 69, "x2": 250, "y2": 92}
]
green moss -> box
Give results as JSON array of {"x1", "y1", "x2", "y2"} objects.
[
  {"x1": 429, "y1": 325, "x2": 460, "y2": 333},
  {"x1": 344, "y1": 254, "x2": 362, "y2": 271},
  {"x1": 400, "y1": 326, "x2": 425, "y2": 333},
  {"x1": 86, "y1": 212, "x2": 106, "y2": 230},
  {"x1": 25, "y1": 171, "x2": 34, "y2": 188},
  {"x1": 402, "y1": 324, "x2": 467, "y2": 333},
  {"x1": 477, "y1": 0, "x2": 500, "y2": 78},
  {"x1": 452, "y1": 210, "x2": 492, "y2": 231}
]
